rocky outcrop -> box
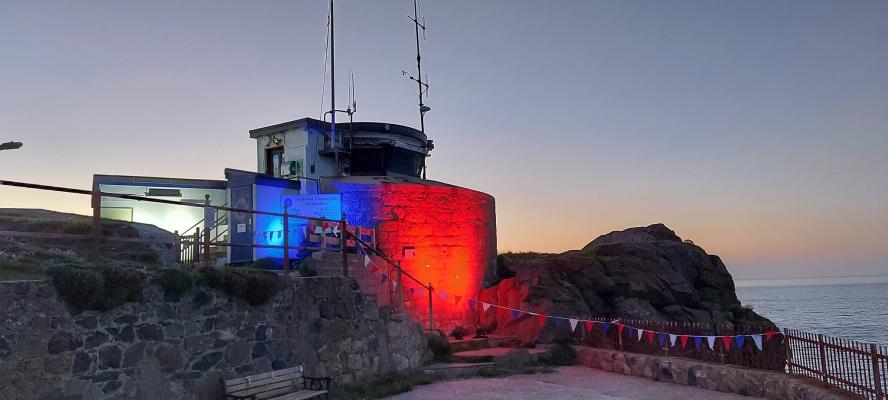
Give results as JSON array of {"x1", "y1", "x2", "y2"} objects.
[{"x1": 479, "y1": 224, "x2": 771, "y2": 343}]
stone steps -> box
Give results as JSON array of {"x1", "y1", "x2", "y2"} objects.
[
  {"x1": 449, "y1": 336, "x2": 506, "y2": 353},
  {"x1": 421, "y1": 362, "x2": 496, "y2": 380},
  {"x1": 450, "y1": 345, "x2": 554, "y2": 366}
]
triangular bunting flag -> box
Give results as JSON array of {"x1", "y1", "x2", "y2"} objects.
[
  {"x1": 751, "y1": 335, "x2": 763, "y2": 350},
  {"x1": 454, "y1": 296, "x2": 462, "y2": 306},
  {"x1": 722, "y1": 336, "x2": 732, "y2": 351},
  {"x1": 569, "y1": 319, "x2": 579, "y2": 332},
  {"x1": 601, "y1": 323, "x2": 610, "y2": 332},
  {"x1": 511, "y1": 310, "x2": 521, "y2": 321},
  {"x1": 553, "y1": 318, "x2": 563, "y2": 327},
  {"x1": 585, "y1": 321, "x2": 594, "y2": 332},
  {"x1": 694, "y1": 336, "x2": 702, "y2": 350},
  {"x1": 417, "y1": 287, "x2": 424, "y2": 295},
  {"x1": 380, "y1": 274, "x2": 388, "y2": 284},
  {"x1": 706, "y1": 336, "x2": 716, "y2": 350},
  {"x1": 669, "y1": 334, "x2": 678, "y2": 347},
  {"x1": 371, "y1": 266, "x2": 379, "y2": 273},
  {"x1": 618, "y1": 324, "x2": 625, "y2": 337},
  {"x1": 468, "y1": 299, "x2": 477, "y2": 309},
  {"x1": 766, "y1": 331, "x2": 777, "y2": 342},
  {"x1": 637, "y1": 329, "x2": 644, "y2": 342},
  {"x1": 658, "y1": 333, "x2": 666, "y2": 347},
  {"x1": 482, "y1": 302, "x2": 492, "y2": 312},
  {"x1": 409, "y1": 287, "x2": 415, "y2": 296},
  {"x1": 391, "y1": 280, "x2": 398, "y2": 289},
  {"x1": 680, "y1": 335, "x2": 689, "y2": 349},
  {"x1": 538, "y1": 314, "x2": 548, "y2": 326},
  {"x1": 646, "y1": 331, "x2": 655, "y2": 344},
  {"x1": 735, "y1": 336, "x2": 745, "y2": 349},
  {"x1": 364, "y1": 255, "x2": 371, "y2": 267}
]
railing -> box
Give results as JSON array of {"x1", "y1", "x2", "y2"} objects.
[
  {"x1": 343, "y1": 229, "x2": 435, "y2": 330},
  {"x1": 785, "y1": 329, "x2": 887, "y2": 399},
  {"x1": 573, "y1": 317, "x2": 785, "y2": 371},
  {"x1": 177, "y1": 202, "x2": 229, "y2": 267}
]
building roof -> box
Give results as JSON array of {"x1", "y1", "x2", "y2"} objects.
[
  {"x1": 93, "y1": 174, "x2": 227, "y2": 189},
  {"x1": 249, "y1": 117, "x2": 427, "y2": 141}
]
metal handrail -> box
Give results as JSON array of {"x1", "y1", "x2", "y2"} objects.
[{"x1": 343, "y1": 229, "x2": 430, "y2": 291}]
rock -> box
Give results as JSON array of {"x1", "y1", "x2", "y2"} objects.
[
  {"x1": 98, "y1": 345, "x2": 122, "y2": 369},
  {"x1": 191, "y1": 352, "x2": 223, "y2": 371},
  {"x1": 154, "y1": 344, "x2": 183, "y2": 373},
  {"x1": 225, "y1": 341, "x2": 250, "y2": 366},
  {"x1": 71, "y1": 352, "x2": 93, "y2": 374},
  {"x1": 482, "y1": 224, "x2": 774, "y2": 345},
  {"x1": 74, "y1": 317, "x2": 98, "y2": 330},
  {"x1": 84, "y1": 332, "x2": 108, "y2": 348},
  {"x1": 122, "y1": 343, "x2": 145, "y2": 368},
  {"x1": 0, "y1": 337, "x2": 11, "y2": 359},
  {"x1": 47, "y1": 332, "x2": 83, "y2": 355},
  {"x1": 251, "y1": 343, "x2": 268, "y2": 359},
  {"x1": 135, "y1": 324, "x2": 163, "y2": 341}
]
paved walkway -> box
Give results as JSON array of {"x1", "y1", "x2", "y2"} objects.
[{"x1": 385, "y1": 365, "x2": 762, "y2": 400}]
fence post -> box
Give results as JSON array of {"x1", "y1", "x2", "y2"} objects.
[
  {"x1": 785, "y1": 328, "x2": 794, "y2": 375},
  {"x1": 193, "y1": 228, "x2": 200, "y2": 264},
  {"x1": 428, "y1": 283, "x2": 434, "y2": 331},
  {"x1": 871, "y1": 343, "x2": 884, "y2": 400},
  {"x1": 174, "y1": 230, "x2": 180, "y2": 263},
  {"x1": 203, "y1": 227, "x2": 210, "y2": 265},
  {"x1": 341, "y1": 219, "x2": 348, "y2": 277},
  {"x1": 817, "y1": 334, "x2": 828, "y2": 386},
  {"x1": 283, "y1": 207, "x2": 289, "y2": 275},
  {"x1": 91, "y1": 185, "x2": 101, "y2": 239}
]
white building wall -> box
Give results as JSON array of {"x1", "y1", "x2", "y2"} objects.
[{"x1": 98, "y1": 184, "x2": 227, "y2": 234}]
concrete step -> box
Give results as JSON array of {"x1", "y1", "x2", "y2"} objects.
[
  {"x1": 449, "y1": 336, "x2": 507, "y2": 353},
  {"x1": 421, "y1": 362, "x2": 496, "y2": 380},
  {"x1": 450, "y1": 346, "x2": 553, "y2": 365}
]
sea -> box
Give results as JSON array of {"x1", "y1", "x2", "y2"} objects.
[{"x1": 735, "y1": 276, "x2": 888, "y2": 346}]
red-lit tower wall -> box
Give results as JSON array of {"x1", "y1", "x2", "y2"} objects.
[{"x1": 328, "y1": 179, "x2": 496, "y2": 331}]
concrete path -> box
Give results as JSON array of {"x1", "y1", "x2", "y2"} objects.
[{"x1": 385, "y1": 365, "x2": 762, "y2": 400}]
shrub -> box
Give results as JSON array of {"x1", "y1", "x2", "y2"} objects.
[
  {"x1": 252, "y1": 257, "x2": 277, "y2": 270},
  {"x1": 154, "y1": 268, "x2": 194, "y2": 301},
  {"x1": 298, "y1": 258, "x2": 317, "y2": 277},
  {"x1": 450, "y1": 325, "x2": 468, "y2": 340},
  {"x1": 46, "y1": 264, "x2": 144, "y2": 311},
  {"x1": 547, "y1": 337, "x2": 577, "y2": 366},
  {"x1": 427, "y1": 330, "x2": 451, "y2": 362},
  {"x1": 197, "y1": 267, "x2": 280, "y2": 306}
]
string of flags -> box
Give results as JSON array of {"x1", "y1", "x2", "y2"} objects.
[{"x1": 353, "y1": 243, "x2": 779, "y2": 352}]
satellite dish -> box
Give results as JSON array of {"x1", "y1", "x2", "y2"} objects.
[{"x1": 0, "y1": 141, "x2": 23, "y2": 151}]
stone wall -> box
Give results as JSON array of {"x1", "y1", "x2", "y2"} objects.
[
  {"x1": 0, "y1": 276, "x2": 427, "y2": 400},
  {"x1": 574, "y1": 346, "x2": 853, "y2": 400}
]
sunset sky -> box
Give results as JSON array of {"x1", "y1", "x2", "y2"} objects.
[{"x1": 1, "y1": 0, "x2": 886, "y2": 280}]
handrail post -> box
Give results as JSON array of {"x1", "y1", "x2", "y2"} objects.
[
  {"x1": 396, "y1": 261, "x2": 403, "y2": 312},
  {"x1": 203, "y1": 227, "x2": 211, "y2": 265},
  {"x1": 90, "y1": 185, "x2": 101, "y2": 240},
  {"x1": 341, "y1": 219, "x2": 348, "y2": 277},
  {"x1": 871, "y1": 343, "x2": 884, "y2": 400},
  {"x1": 174, "y1": 230, "x2": 180, "y2": 263},
  {"x1": 428, "y1": 282, "x2": 434, "y2": 331},
  {"x1": 785, "y1": 328, "x2": 794, "y2": 375},
  {"x1": 817, "y1": 334, "x2": 828, "y2": 386},
  {"x1": 283, "y1": 207, "x2": 290, "y2": 275}
]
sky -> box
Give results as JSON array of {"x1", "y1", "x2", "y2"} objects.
[{"x1": 1, "y1": 0, "x2": 886, "y2": 280}]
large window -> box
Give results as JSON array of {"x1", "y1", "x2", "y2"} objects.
[
  {"x1": 350, "y1": 146, "x2": 423, "y2": 177},
  {"x1": 265, "y1": 147, "x2": 284, "y2": 177}
]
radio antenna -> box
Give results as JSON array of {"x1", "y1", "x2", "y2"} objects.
[{"x1": 404, "y1": 0, "x2": 431, "y2": 178}]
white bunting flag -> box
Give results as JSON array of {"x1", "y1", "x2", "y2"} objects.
[
  {"x1": 569, "y1": 319, "x2": 579, "y2": 332},
  {"x1": 706, "y1": 336, "x2": 716, "y2": 350},
  {"x1": 669, "y1": 334, "x2": 677, "y2": 347},
  {"x1": 637, "y1": 329, "x2": 644, "y2": 342},
  {"x1": 392, "y1": 280, "x2": 398, "y2": 289},
  {"x1": 364, "y1": 255, "x2": 371, "y2": 267},
  {"x1": 751, "y1": 335, "x2": 763, "y2": 350},
  {"x1": 482, "y1": 302, "x2": 492, "y2": 312}
]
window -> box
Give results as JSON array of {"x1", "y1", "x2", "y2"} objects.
[{"x1": 265, "y1": 147, "x2": 284, "y2": 178}]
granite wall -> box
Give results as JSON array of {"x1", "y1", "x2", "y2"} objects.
[
  {"x1": 0, "y1": 276, "x2": 427, "y2": 400},
  {"x1": 574, "y1": 346, "x2": 853, "y2": 400}
]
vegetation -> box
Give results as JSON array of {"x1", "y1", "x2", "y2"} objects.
[
  {"x1": 197, "y1": 265, "x2": 281, "y2": 306},
  {"x1": 450, "y1": 325, "x2": 468, "y2": 340},
  {"x1": 427, "y1": 330, "x2": 452, "y2": 362},
  {"x1": 297, "y1": 257, "x2": 317, "y2": 277},
  {"x1": 154, "y1": 268, "x2": 195, "y2": 301},
  {"x1": 45, "y1": 264, "x2": 144, "y2": 311},
  {"x1": 544, "y1": 337, "x2": 577, "y2": 366}
]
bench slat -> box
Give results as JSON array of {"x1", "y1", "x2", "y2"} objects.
[
  {"x1": 271, "y1": 390, "x2": 328, "y2": 400},
  {"x1": 229, "y1": 379, "x2": 298, "y2": 398},
  {"x1": 227, "y1": 373, "x2": 300, "y2": 393},
  {"x1": 224, "y1": 367, "x2": 301, "y2": 387}
]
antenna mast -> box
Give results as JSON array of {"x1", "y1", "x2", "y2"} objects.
[
  {"x1": 329, "y1": 0, "x2": 340, "y2": 174},
  {"x1": 405, "y1": 0, "x2": 430, "y2": 178}
]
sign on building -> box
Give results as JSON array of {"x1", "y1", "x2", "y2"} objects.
[{"x1": 280, "y1": 194, "x2": 341, "y2": 220}]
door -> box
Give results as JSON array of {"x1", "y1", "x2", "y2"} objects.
[{"x1": 229, "y1": 184, "x2": 253, "y2": 263}]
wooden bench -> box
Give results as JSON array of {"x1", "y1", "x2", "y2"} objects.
[{"x1": 223, "y1": 364, "x2": 331, "y2": 400}]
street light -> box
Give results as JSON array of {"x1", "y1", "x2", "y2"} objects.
[{"x1": 0, "y1": 141, "x2": 23, "y2": 151}]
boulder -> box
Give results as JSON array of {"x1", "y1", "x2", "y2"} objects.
[{"x1": 481, "y1": 224, "x2": 772, "y2": 344}]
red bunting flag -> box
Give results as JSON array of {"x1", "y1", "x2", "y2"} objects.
[
  {"x1": 766, "y1": 331, "x2": 777, "y2": 342},
  {"x1": 454, "y1": 295, "x2": 462, "y2": 306},
  {"x1": 617, "y1": 324, "x2": 624, "y2": 336},
  {"x1": 722, "y1": 336, "x2": 732, "y2": 350},
  {"x1": 537, "y1": 314, "x2": 548, "y2": 326},
  {"x1": 585, "y1": 321, "x2": 594, "y2": 332},
  {"x1": 646, "y1": 331, "x2": 655, "y2": 343},
  {"x1": 680, "y1": 335, "x2": 689, "y2": 349},
  {"x1": 370, "y1": 266, "x2": 379, "y2": 273}
]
